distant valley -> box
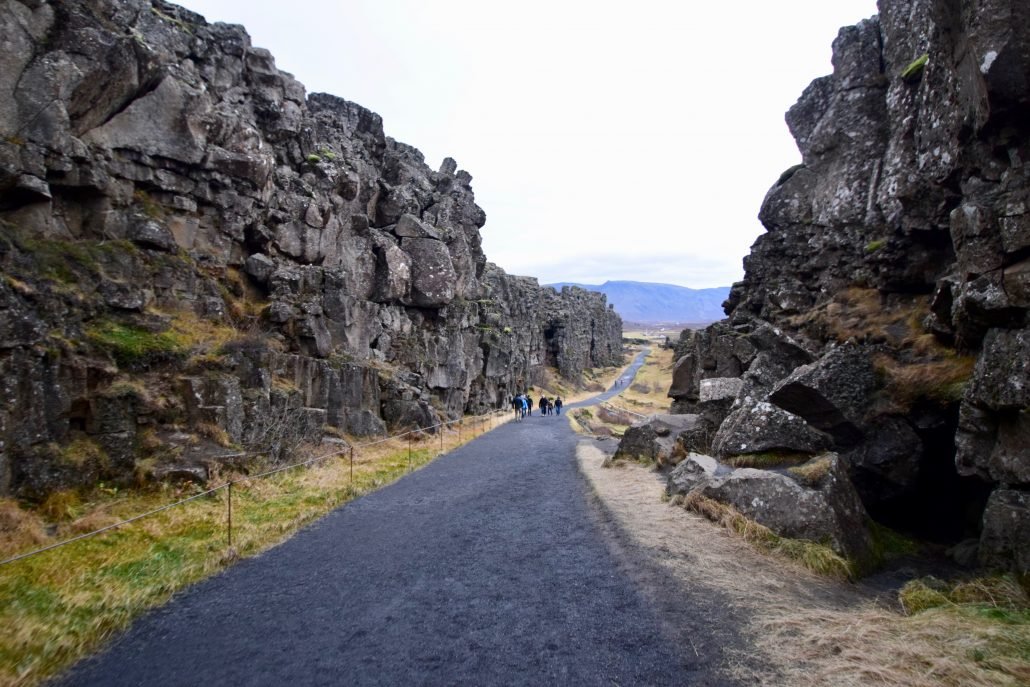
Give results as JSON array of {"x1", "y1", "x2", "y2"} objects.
[{"x1": 547, "y1": 281, "x2": 730, "y2": 325}]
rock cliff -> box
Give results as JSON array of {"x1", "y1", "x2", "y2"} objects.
[
  {"x1": 0, "y1": 0, "x2": 622, "y2": 498},
  {"x1": 667, "y1": 0, "x2": 1028, "y2": 572}
]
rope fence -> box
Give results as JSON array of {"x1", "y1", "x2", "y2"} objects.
[
  {"x1": 599, "y1": 400, "x2": 650, "y2": 421},
  {"x1": 0, "y1": 409, "x2": 509, "y2": 568}
]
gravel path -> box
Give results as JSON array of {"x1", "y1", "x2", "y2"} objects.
[{"x1": 58, "y1": 351, "x2": 739, "y2": 686}]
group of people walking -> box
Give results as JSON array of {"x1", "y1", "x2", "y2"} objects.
[{"x1": 511, "y1": 393, "x2": 562, "y2": 421}]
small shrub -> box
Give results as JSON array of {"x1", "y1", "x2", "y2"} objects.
[
  {"x1": 305, "y1": 153, "x2": 322, "y2": 163},
  {"x1": 100, "y1": 379, "x2": 151, "y2": 403},
  {"x1": 867, "y1": 520, "x2": 919, "y2": 567},
  {"x1": 864, "y1": 238, "x2": 887, "y2": 253},
  {"x1": 197, "y1": 422, "x2": 234, "y2": 448},
  {"x1": 950, "y1": 576, "x2": 1029, "y2": 610},
  {"x1": 900, "y1": 574, "x2": 1030, "y2": 617},
  {"x1": 900, "y1": 577, "x2": 955, "y2": 614},
  {"x1": 185, "y1": 352, "x2": 231, "y2": 372}
]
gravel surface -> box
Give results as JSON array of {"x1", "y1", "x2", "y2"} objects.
[{"x1": 58, "y1": 351, "x2": 739, "y2": 686}]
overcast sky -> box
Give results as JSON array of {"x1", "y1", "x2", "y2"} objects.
[{"x1": 179, "y1": 0, "x2": 878, "y2": 288}]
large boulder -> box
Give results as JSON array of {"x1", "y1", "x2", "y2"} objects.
[
  {"x1": 613, "y1": 414, "x2": 704, "y2": 465},
  {"x1": 711, "y1": 398, "x2": 832, "y2": 458},
  {"x1": 699, "y1": 454, "x2": 874, "y2": 561},
  {"x1": 695, "y1": 377, "x2": 743, "y2": 428},
  {"x1": 666, "y1": 452, "x2": 722, "y2": 496},
  {"x1": 768, "y1": 343, "x2": 876, "y2": 447},
  {"x1": 381, "y1": 399, "x2": 439, "y2": 432}
]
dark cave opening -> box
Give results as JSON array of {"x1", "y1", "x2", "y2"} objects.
[
  {"x1": 543, "y1": 325, "x2": 560, "y2": 368},
  {"x1": 863, "y1": 405, "x2": 993, "y2": 545}
]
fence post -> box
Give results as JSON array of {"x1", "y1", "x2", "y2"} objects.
[
  {"x1": 408, "y1": 434, "x2": 412, "y2": 472},
  {"x1": 440, "y1": 426, "x2": 443, "y2": 453},
  {"x1": 226, "y1": 481, "x2": 233, "y2": 549},
  {"x1": 349, "y1": 446, "x2": 354, "y2": 483}
]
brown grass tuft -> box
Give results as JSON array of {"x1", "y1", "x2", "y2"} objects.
[
  {"x1": 789, "y1": 288, "x2": 932, "y2": 348},
  {"x1": 876, "y1": 355, "x2": 976, "y2": 411},
  {"x1": 196, "y1": 422, "x2": 235, "y2": 448},
  {"x1": 725, "y1": 452, "x2": 811, "y2": 469},
  {"x1": 39, "y1": 490, "x2": 81, "y2": 521},
  {"x1": 0, "y1": 500, "x2": 48, "y2": 552},
  {"x1": 787, "y1": 455, "x2": 834, "y2": 488}
]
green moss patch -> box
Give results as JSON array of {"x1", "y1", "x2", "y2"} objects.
[{"x1": 86, "y1": 321, "x2": 187, "y2": 368}]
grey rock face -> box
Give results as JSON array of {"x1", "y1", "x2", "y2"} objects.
[
  {"x1": 956, "y1": 328, "x2": 1030, "y2": 484},
  {"x1": 400, "y1": 238, "x2": 456, "y2": 307},
  {"x1": 699, "y1": 378, "x2": 743, "y2": 403},
  {"x1": 979, "y1": 490, "x2": 1030, "y2": 574},
  {"x1": 667, "y1": 0, "x2": 1030, "y2": 570},
  {"x1": 0, "y1": 0, "x2": 622, "y2": 498}
]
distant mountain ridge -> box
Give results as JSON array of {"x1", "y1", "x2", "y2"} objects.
[{"x1": 547, "y1": 281, "x2": 730, "y2": 324}]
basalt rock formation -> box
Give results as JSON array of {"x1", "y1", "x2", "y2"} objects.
[
  {"x1": 666, "y1": 0, "x2": 1029, "y2": 572},
  {"x1": 0, "y1": 0, "x2": 622, "y2": 499}
]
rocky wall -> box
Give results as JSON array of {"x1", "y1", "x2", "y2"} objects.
[
  {"x1": 0, "y1": 0, "x2": 622, "y2": 498},
  {"x1": 669, "y1": 0, "x2": 1028, "y2": 572}
]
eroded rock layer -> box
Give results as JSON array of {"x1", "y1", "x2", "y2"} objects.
[
  {"x1": 669, "y1": 0, "x2": 1028, "y2": 571},
  {"x1": 0, "y1": 0, "x2": 622, "y2": 497}
]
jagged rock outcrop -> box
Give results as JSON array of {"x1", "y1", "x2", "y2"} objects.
[
  {"x1": 668, "y1": 0, "x2": 1029, "y2": 572},
  {"x1": 0, "y1": 0, "x2": 621, "y2": 498}
]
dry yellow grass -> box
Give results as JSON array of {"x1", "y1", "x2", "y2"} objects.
[
  {"x1": 577, "y1": 445, "x2": 1030, "y2": 687},
  {"x1": 875, "y1": 354, "x2": 976, "y2": 411},
  {"x1": 787, "y1": 287, "x2": 937, "y2": 349},
  {"x1": 0, "y1": 413, "x2": 507, "y2": 687}
]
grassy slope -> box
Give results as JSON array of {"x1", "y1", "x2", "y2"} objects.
[{"x1": 0, "y1": 418, "x2": 503, "y2": 687}]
